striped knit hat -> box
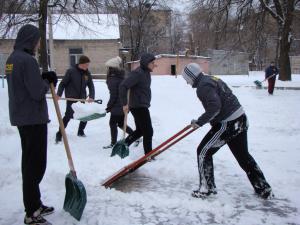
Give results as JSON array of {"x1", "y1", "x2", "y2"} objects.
[{"x1": 182, "y1": 63, "x2": 202, "y2": 85}]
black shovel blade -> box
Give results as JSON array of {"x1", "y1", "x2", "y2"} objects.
[
  {"x1": 254, "y1": 80, "x2": 262, "y2": 88},
  {"x1": 111, "y1": 140, "x2": 129, "y2": 159},
  {"x1": 63, "y1": 173, "x2": 87, "y2": 221}
]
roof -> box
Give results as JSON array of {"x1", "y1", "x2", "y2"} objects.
[{"x1": 1, "y1": 14, "x2": 120, "y2": 40}]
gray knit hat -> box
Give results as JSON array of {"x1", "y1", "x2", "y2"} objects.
[{"x1": 182, "y1": 63, "x2": 202, "y2": 85}]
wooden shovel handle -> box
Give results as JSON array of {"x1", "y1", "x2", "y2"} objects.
[{"x1": 50, "y1": 84, "x2": 76, "y2": 176}]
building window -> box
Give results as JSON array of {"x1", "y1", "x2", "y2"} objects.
[{"x1": 69, "y1": 48, "x2": 83, "y2": 66}]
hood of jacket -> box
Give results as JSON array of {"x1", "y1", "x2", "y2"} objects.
[
  {"x1": 140, "y1": 53, "x2": 156, "y2": 71},
  {"x1": 14, "y1": 24, "x2": 40, "y2": 55}
]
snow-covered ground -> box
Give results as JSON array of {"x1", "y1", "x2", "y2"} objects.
[{"x1": 0, "y1": 71, "x2": 300, "y2": 225}]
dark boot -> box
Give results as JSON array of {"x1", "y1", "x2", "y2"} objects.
[{"x1": 55, "y1": 131, "x2": 62, "y2": 143}]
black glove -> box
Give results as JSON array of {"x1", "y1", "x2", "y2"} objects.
[{"x1": 42, "y1": 71, "x2": 58, "y2": 87}]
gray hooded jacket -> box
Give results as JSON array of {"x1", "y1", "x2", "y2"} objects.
[
  {"x1": 6, "y1": 24, "x2": 49, "y2": 126},
  {"x1": 193, "y1": 74, "x2": 242, "y2": 126}
]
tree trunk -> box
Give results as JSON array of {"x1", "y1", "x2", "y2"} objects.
[
  {"x1": 38, "y1": 0, "x2": 48, "y2": 72},
  {"x1": 278, "y1": 17, "x2": 293, "y2": 80}
]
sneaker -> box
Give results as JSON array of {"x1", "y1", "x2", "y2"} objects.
[
  {"x1": 39, "y1": 205, "x2": 54, "y2": 216},
  {"x1": 259, "y1": 188, "x2": 274, "y2": 199},
  {"x1": 24, "y1": 214, "x2": 51, "y2": 225},
  {"x1": 55, "y1": 132, "x2": 62, "y2": 144},
  {"x1": 103, "y1": 144, "x2": 114, "y2": 149},
  {"x1": 134, "y1": 138, "x2": 142, "y2": 147},
  {"x1": 77, "y1": 131, "x2": 86, "y2": 137},
  {"x1": 191, "y1": 189, "x2": 217, "y2": 198}
]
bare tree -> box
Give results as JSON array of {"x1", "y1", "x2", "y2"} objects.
[
  {"x1": 104, "y1": 0, "x2": 170, "y2": 60},
  {"x1": 1, "y1": 0, "x2": 105, "y2": 72},
  {"x1": 192, "y1": 0, "x2": 300, "y2": 80}
]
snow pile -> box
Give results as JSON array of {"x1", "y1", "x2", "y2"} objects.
[{"x1": 72, "y1": 101, "x2": 106, "y2": 120}]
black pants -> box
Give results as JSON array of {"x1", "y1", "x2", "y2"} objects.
[
  {"x1": 197, "y1": 114, "x2": 271, "y2": 195},
  {"x1": 109, "y1": 114, "x2": 134, "y2": 145},
  {"x1": 58, "y1": 101, "x2": 87, "y2": 135},
  {"x1": 17, "y1": 124, "x2": 47, "y2": 216},
  {"x1": 125, "y1": 108, "x2": 153, "y2": 155}
]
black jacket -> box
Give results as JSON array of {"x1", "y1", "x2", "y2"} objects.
[
  {"x1": 57, "y1": 65, "x2": 95, "y2": 99},
  {"x1": 106, "y1": 68, "x2": 125, "y2": 115},
  {"x1": 193, "y1": 74, "x2": 242, "y2": 126},
  {"x1": 119, "y1": 53, "x2": 155, "y2": 108},
  {"x1": 265, "y1": 65, "x2": 279, "y2": 79},
  {"x1": 6, "y1": 24, "x2": 49, "y2": 126}
]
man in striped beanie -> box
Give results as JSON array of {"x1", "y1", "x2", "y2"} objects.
[{"x1": 181, "y1": 63, "x2": 273, "y2": 200}]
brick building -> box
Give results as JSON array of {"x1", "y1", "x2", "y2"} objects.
[{"x1": 0, "y1": 14, "x2": 120, "y2": 76}]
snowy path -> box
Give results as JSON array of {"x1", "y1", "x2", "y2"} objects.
[{"x1": 0, "y1": 72, "x2": 300, "y2": 224}]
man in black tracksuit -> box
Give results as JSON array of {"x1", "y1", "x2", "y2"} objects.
[
  {"x1": 182, "y1": 63, "x2": 273, "y2": 199},
  {"x1": 119, "y1": 53, "x2": 156, "y2": 155},
  {"x1": 6, "y1": 24, "x2": 57, "y2": 225},
  {"x1": 55, "y1": 55, "x2": 95, "y2": 143}
]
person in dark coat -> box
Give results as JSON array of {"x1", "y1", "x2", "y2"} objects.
[
  {"x1": 55, "y1": 55, "x2": 95, "y2": 143},
  {"x1": 181, "y1": 63, "x2": 273, "y2": 199},
  {"x1": 103, "y1": 56, "x2": 134, "y2": 149},
  {"x1": 265, "y1": 61, "x2": 279, "y2": 95},
  {"x1": 119, "y1": 53, "x2": 156, "y2": 155},
  {"x1": 6, "y1": 24, "x2": 57, "y2": 225}
]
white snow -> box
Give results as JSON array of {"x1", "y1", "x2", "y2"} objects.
[
  {"x1": 72, "y1": 102, "x2": 106, "y2": 120},
  {"x1": 0, "y1": 71, "x2": 300, "y2": 225}
]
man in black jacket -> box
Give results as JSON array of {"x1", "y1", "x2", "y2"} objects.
[
  {"x1": 119, "y1": 53, "x2": 156, "y2": 155},
  {"x1": 6, "y1": 24, "x2": 57, "y2": 225},
  {"x1": 55, "y1": 55, "x2": 95, "y2": 143},
  {"x1": 265, "y1": 61, "x2": 279, "y2": 95},
  {"x1": 182, "y1": 63, "x2": 273, "y2": 199}
]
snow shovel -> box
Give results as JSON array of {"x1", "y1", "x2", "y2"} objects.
[
  {"x1": 111, "y1": 90, "x2": 130, "y2": 159},
  {"x1": 49, "y1": 84, "x2": 87, "y2": 221},
  {"x1": 47, "y1": 97, "x2": 105, "y2": 122},
  {"x1": 254, "y1": 73, "x2": 277, "y2": 88}
]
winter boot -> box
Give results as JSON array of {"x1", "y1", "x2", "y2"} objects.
[
  {"x1": 24, "y1": 210, "x2": 52, "y2": 225},
  {"x1": 55, "y1": 132, "x2": 62, "y2": 144},
  {"x1": 77, "y1": 130, "x2": 86, "y2": 137},
  {"x1": 191, "y1": 189, "x2": 217, "y2": 199},
  {"x1": 39, "y1": 205, "x2": 54, "y2": 216},
  {"x1": 103, "y1": 143, "x2": 114, "y2": 149},
  {"x1": 258, "y1": 187, "x2": 274, "y2": 199}
]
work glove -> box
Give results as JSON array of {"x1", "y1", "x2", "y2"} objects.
[
  {"x1": 191, "y1": 119, "x2": 201, "y2": 129},
  {"x1": 42, "y1": 71, "x2": 58, "y2": 87}
]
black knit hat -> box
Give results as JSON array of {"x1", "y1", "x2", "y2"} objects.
[{"x1": 78, "y1": 55, "x2": 90, "y2": 64}]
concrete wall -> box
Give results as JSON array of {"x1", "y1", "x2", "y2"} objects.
[
  {"x1": 129, "y1": 55, "x2": 210, "y2": 75},
  {"x1": 206, "y1": 50, "x2": 249, "y2": 75},
  {"x1": 0, "y1": 39, "x2": 120, "y2": 76},
  {"x1": 290, "y1": 56, "x2": 300, "y2": 74}
]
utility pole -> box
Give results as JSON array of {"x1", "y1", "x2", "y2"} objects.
[{"x1": 48, "y1": 6, "x2": 55, "y2": 71}]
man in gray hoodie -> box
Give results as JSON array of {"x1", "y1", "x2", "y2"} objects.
[
  {"x1": 6, "y1": 24, "x2": 57, "y2": 225},
  {"x1": 119, "y1": 53, "x2": 156, "y2": 155},
  {"x1": 182, "y1": 63, "x2": 273, "y2": 199}
]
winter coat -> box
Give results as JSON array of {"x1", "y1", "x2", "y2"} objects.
[
  {"x1": 193, "y1": 74, "x2": 242, "y2": 126},
  {"x1": 57, "y1": 65, "x2": 95, "y2": 99},
  {"x1": 265, "y1": 65, "x2": 279, "y2": 79},
  {"x1": 106, "y1": 68, "x2": 125, "y2": 115},
  {"x1": 119, "y1": 53, "x2": 155, "y2": 108},
  {"x1": 6, "y1": 24, "x2": 49, "y2": 126}
]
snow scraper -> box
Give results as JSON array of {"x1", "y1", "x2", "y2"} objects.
[
  {"x1": 50, "y1": 84, "x2": 87, "y2": 220},
  {"x1": 110, "y1": 90, "x2": 130, "y2": 159},
  {"x1": 103, "y1": 125, "x2": 197, "y2": 187}
]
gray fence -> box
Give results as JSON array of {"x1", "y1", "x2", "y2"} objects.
[{"x1": 0, "y1": 53, "x2": 8, "y2": 88}]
